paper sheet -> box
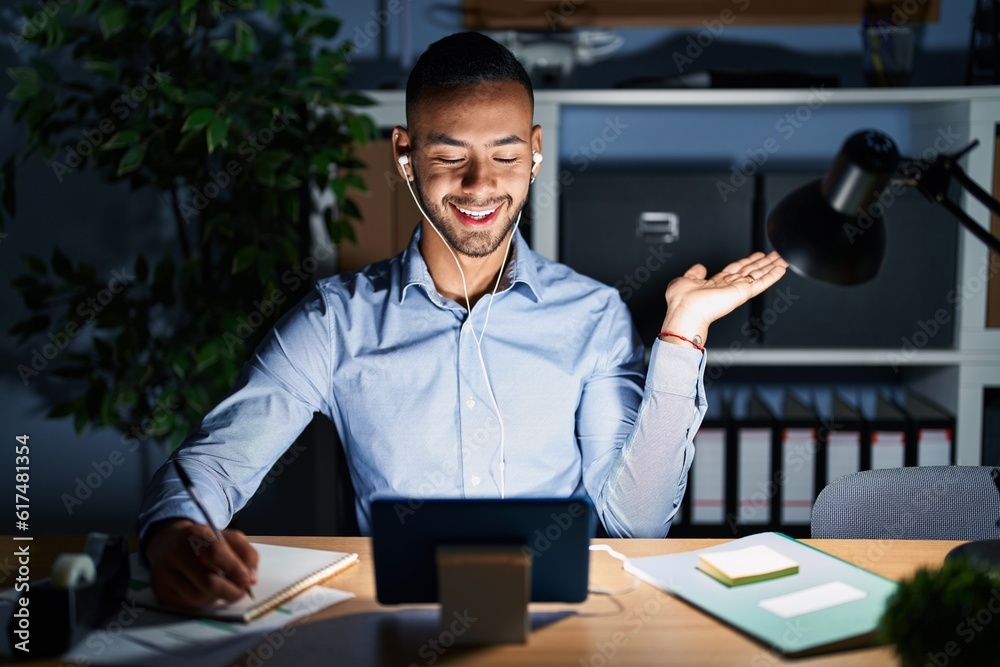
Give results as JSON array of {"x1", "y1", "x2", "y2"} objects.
[{"x1": 758, "y1": 581, "x2": 868, "y2": 619}]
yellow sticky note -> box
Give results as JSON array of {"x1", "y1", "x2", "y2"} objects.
[{"x1": 697, "y1": 545, "x2": 799, "y2": 586}]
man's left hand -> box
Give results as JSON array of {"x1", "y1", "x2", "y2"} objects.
[{"x1": 659, "y1": 250, "x2": 789, "y2": 347}]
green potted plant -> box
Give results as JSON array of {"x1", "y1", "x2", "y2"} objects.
[
  {"x1": 2, "y1": 0, "x2": 374, "y2": 448},
  {"x1": 879, "y1": 558, "x2": 1000, "y2": 666}
]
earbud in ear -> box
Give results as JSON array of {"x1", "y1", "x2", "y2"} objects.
[
  {"x1": 529, "y1": 151, "x2": 543, "y2": 184},
  {"x1": 398, "y1": 154, "x2": 409, "y2": 166}
]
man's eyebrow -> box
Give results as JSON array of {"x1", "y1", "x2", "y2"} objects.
[{"x1": 423, "y1": 133, "x2": 527, "y2": 149}]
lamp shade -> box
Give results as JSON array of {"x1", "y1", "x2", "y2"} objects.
[{"x1": 766, "y1": 130, "x2": 900, "y2": 286}]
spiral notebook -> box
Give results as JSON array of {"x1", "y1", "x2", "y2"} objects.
[{"x1": 131, "y1": 542, "x2": 358, "y2": 623}]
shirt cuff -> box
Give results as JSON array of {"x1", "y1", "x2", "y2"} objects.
[{"x1": 645, "y1": 337, "x2": 706, "y2": 398}]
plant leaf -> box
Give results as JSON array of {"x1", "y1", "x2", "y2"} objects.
[
  {"x1": 234, "y1": 20, "x2": 257, "y2": 59},
  {"x1": 98, "y1": 5, "x2": 129, "y2": 40},
  {"x1": 102, "y1": 130, "x2": 139, "y2": 151},
  {"x1": 117, "y1": 144, "x2": 147, "y2": 176},
  {"x1": 182, "y1": 107, "x2": 215, "y2": 132},
  {"x1": 231, "y1": 244, "x2": 256, "y2": 274},
  {"x1": 82, "y1": 60, "x2": 121, "y2": 78},
  {"x1": 206, "y1": 116, "x2": 228, "y2": 154},
  {"x1": 181, "y1": 0, "x2": 199, "y2": 14},
  {"x1": 150, "y1": 8, "x2": 174, "y2": 36}
]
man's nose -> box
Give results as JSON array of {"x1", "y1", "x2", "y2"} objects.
[{"x1": 461, "y1": 158, "x2": 498, "y2": 198}]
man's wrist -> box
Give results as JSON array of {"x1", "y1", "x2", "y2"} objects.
[
  {"x1": 657, "y1": 331, "x2": 705, "y2": 351},
  {"x1": 659, "y1": 313, "x2": 708, "y2": 349}
]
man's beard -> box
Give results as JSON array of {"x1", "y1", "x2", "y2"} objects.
[{"x1": 414, "y1": 179, "x2": 525, "y2": 258}]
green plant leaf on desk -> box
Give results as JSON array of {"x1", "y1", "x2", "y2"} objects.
[{"x1": 879, "y1": 559, "x2": 1000, "y2": 667}]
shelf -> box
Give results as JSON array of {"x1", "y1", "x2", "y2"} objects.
[
  {"x1": 702, "y1": 348, "x2": 1000, "y2": 367},
  {"x1": 364, "y1": 87, "x2": 1000, "y2": 112}
]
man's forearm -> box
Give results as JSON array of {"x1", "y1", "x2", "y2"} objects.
[{"x1": 598, "y1": 342, "x2": 706, "y2": 538}]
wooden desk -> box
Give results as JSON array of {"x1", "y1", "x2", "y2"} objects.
[{"x1": 7, "y1": 536, "x2": 959, "y2": 666}]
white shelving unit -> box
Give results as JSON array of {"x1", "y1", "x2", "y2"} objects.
[{"x1": 363, "y1": 87, "x2": 1000, "y2": 465}]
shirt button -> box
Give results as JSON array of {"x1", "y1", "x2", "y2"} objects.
[
  {"x1": 471, "y1": 475, "x2": 481, "y2": 486},
  {"x1": 466, "y1": 398, "x2": 476, "y2": 409}
]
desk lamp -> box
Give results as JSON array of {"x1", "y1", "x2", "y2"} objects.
[
  {"x1": 766, "y1": 132, "x2": 1000, "y2": 569},
  {"x1": 766, "y1": 129, "x2": 1000, "y2": 286}
]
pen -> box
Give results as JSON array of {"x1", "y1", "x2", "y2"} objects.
[{"x1": 172, "y1": 459, "x2": 255, "y2": 601}]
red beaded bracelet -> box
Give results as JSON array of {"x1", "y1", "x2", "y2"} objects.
[{"x1": 657, "y1": 331, "x2": 704, "y2": 352}]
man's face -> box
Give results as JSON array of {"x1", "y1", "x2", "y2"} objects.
[{"x1": 405, "y1": 80, "x2": 540, "y2": 258}]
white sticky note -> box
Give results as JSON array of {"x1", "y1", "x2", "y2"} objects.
[{"x1": 758, "y1": 581, "x2": 868, "y2": 619}]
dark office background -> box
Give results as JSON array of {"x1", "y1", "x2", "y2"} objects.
[{"x1": 0, "y1": 0, "x2": 983, "y2": 536}]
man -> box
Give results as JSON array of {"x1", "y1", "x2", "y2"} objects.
[{"x1": 138, "y1": 32, "x2": 787, "y2": 609}]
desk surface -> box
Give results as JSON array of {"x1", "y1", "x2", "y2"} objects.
[{"x1": 11, "y1": 535, "x2": 959, "y2": 667}]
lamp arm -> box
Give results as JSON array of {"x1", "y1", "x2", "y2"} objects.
[{"x1": 901, "y1": 145, "x2": 1000, "y2": 257}]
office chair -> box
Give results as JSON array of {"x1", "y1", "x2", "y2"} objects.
[{"x1": 811, "y1": 466, "x2": 1000, "y2": 540}]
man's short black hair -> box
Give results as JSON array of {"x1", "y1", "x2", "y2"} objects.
[{"x1": 405, "y1": 32, "x2": 533, "y2": 126}]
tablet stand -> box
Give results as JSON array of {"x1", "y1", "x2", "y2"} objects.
[{"x1": 436, "y1": 545, "x2": 531, "y2": 644}]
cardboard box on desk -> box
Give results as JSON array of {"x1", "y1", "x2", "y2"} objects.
[{"x1": 340, "y1": 140, "x2": 422, "y2": 272}]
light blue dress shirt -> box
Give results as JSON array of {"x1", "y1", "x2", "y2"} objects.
[{"x1": 138, "y1": 227, "x2": 707, "y2": 540}]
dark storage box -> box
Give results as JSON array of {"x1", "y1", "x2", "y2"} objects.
[{"x1": 561, "y1": 170, "x2": 755, "y2": 347}]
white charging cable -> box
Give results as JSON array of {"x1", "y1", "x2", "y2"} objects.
[{"x1": 588, "y1": 544, "x2": 642, "y2": 595}]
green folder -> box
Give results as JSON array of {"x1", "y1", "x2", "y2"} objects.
[{"x1": 624, "y1": 532, "x2": 898, "y2": 657}]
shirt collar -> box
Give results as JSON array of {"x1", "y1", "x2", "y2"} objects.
[{"x1": 400, "y1": 224, "x2": 544, "y2": 305}]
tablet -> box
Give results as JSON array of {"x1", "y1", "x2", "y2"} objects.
[{"x1": 371, "y1": 497, "x2": 595, "y2": 604}]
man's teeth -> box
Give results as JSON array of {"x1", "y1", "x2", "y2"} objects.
[{"x1": 456, "y1": 205, "x2": 496, "y2": 220}]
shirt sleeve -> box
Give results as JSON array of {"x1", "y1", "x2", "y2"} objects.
[
  {"x1": 135, "y1": 286, "x2": 335, "y2": 547},
  {"x1": 578, "y1": 296, "x2": 707, "y2": 538}
]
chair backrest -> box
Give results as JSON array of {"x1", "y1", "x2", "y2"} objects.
[{"x1": 810, "y1": 466, "x2": 1000, "y2": 539}]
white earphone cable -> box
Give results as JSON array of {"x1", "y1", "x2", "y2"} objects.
[{"x1": 400, "y1": 159, "x2": 528, "y2": 498}]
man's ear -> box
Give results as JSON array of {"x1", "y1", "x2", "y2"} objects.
[
  {"x1": 392, "y1": 126, "x2": 412, "y2": 181},
  {"x1": 531, "y1": 124, "x2": 543, "y2": 156}
]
